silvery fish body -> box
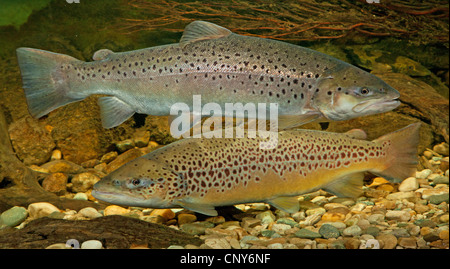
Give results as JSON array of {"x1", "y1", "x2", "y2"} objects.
[
  {"x1": 92, "y1": 123, "x2": 420, "y2": 216},
  {"x1": 16, "y1": 21, "x2": 399, "y2": 129}
]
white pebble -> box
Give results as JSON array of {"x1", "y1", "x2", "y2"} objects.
[
  {"x1": 267, "y1": 243, "x2": 283, "y2": 249},
  {"x1": 416, "y1": 169, "x2": 432, "y2": 179},
  {"x1": 73, "y1": 192, "x2": 88, "y2": 200},
  {"x1": 28, "y1": 202, "x2": 60, "y2": 219},
  {"x1": 398, "y1": 177, "x2": 419, "y2": 192},
  {"x1": 81, "y1": 240, "x2": 103, "y2": 249},
  {"x1": 79, "y1": 207, "x2": 103, "y2": 219}
]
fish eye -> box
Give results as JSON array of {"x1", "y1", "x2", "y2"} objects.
[
  {"x1": 360, "y1": 87, "x2": 371, "y2": 95},
  {"x1": 132, "y1": 179, "x2": 141, "y2": 186}
]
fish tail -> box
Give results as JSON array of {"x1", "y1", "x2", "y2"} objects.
[
  {"x1": 16, "y1": 48, "x2": 83, "y2": 118},
  {"x1": 372, "y1": 123, "x2": 421, "y2": 183}
]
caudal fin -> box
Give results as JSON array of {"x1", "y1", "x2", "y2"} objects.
[
  {"x1": 372, "y1": 123, "x2": 421, "y2": 183},
  {"x1": 16, "y1": 47, "x2": 83, "y2": 118}
]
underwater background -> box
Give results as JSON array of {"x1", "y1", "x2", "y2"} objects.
[{"x1": 0, "y1": 0, "x2": 448, "y2": 250}]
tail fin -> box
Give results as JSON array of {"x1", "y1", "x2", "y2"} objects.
[
  {"x1": 372, "y1": 123, "x2": 421, "y2": 183},
  {"x1": 16, "y1": 47, "x2": 83, "y2": 118}
]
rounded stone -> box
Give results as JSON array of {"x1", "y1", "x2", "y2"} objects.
[
  {"x1": 28, "y1": 202, "x2": 60, "y2": 219},
  {"x1": 104, "y1": 205, "x2": 130, "y2": 216},
  {"x1": 79, "y1": 207, "x2": 103, "y2": 219},
  {"x1": 318, "y1": 224, "x2": 340, "y2": 239},
  {"x1": 295, "y1": 228, "x2": 322, "y2": 239},
  {"x1": 73, "y1": 192, "x2": 88, "y2": 200},
  {"x1": 41, "y1": 173, "x2": 68, "y2": 195},
  {"x1": 177, "y1": 213, "x2": 197, "y2": 225},
  {"x1": 81, "y1": 240, "x2": 103, "y2": 249},
  {"x1": 398, "y1": 177, "x2": 419, "y2": 192},
  {"x1": 377, "y1": 234, "x2": 398, "y2": 249},
  {"x1": 0, "y1": 206, "x2": 28, "y2": 228},
  {"x1": 343, "y1": 225, "x2": 362, "y2": 237},
  {"x1": 71, "y1": 172, "x2": 101, "y2": 193}
]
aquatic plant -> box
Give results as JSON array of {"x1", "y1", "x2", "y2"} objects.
[{"x1": 118, "y1": 0, "x2": 449, "y2": 46}]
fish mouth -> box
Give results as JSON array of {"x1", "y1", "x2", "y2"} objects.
[{"x1": 352, "y1": 98, "x2": 400, "y2": 113}]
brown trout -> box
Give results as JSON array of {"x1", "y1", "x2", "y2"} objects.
[
  {"x1": 17, "y1": 21, "x2": 399, "y2": 129},
  {"x1": 92, "y1": 123, "x2": 420, "y2": 216}
]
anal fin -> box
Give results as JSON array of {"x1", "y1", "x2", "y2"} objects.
[
  {"x1": 98, "y1": 96, "x2": 135, "y2": 129},
  {"x1": 323, "y1": 172, "x2": 365, "y2": 198},
  {"x1": 267, "y1": 196, "x2": 300, "y2": 213}
]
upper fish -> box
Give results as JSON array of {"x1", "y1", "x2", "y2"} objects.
[
  {"x1": 92, "y1": 123, "x2": 420, "y2": 216},
  {"x1": 16, "y1": 21, "x2": 400, "y2": 129}
]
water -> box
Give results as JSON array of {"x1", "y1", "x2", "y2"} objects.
[{"x1": 0, "y1": 0, "x2": 448, "y2": 250}]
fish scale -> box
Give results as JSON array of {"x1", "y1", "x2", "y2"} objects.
[
  {"x1": 92, "y1": 123, "x2": 420, "y2": 216},
  {"x1": 17, "y1": 21, "x2": 400, "y2": 129}
]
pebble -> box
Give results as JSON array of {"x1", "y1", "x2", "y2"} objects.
[
  {"x1": 377, "y1": 234, "x2": 398, "y2": 249},
  {"x1": 319, "y1": 224, "x2": 340, "y2": 239},
  {"x1": 343, "y1": 225, "x2": 362, "y2": 237},
  {"x1": 344, "y1": 238, "x2": 361, "y2": 249},
  {"x1": 399, "y1": 177, "x2": 419, "y2": 192},
  {"x1": 73, "y1": 192, "x2": 88, "y2": 200},
  {"x1": 81, "y1": 240, "x2": 103, "y2": 249},
  {"x1": 295, "y1": 228, "x2": 321, "y2": 239},
  {"x1": 103, "y1": 205, "x2": 130, "y2": 216},
  {"x1": 150, "y1": 209, "x2": 175, "y2": 220},
  {"x1": 385, "y1": 210, "x2": 411, "y2": 222},
  {"x1": 386, "y1": 191, "x2": 416, "y2": 201},
  {"x1": 28, "y1": 202, "x2": 60, "y2": 219},
  {"x1": 204, "y1": 238, "x2": 231, "y2": 249},
  {"x1": 79, "y1": 207, "x2": 102, "y2": 219},
  {"x1": 115, "y1": 139, "x2": 135, "y2": 153},
  {"x1": 256, "y1": 211, "x2": 276, "y2": 224},
  {"x1": 177, "y1": 213, "x2": 197, "y2": 225},
  {"x1": 42, "y1": 173, "x2": 68, "y2": 195},
  {"x1": 368, "y1": 213, "x2": 385, "y2": 224},
  {"x1": 71, "y1": 172, "x2": 100, "y2": 193},
  {"x1": 181, "y1": 222, "x2": 212, "y2": 236},
  {"x1": 99, "y1": 151, "x2": 118, "y2": 164},
  {"x1": 398, "y1": 237, "x2": 417, "y2": 249},
  {"x1": 46, "y1": 243, "x2": 72, "y2": 249},
  {"x1": 271, "y1": 223, "x2": 292, "y2": 235},
  {"x1": 50, "y1": 149, "x2": 62, "y2": 160},
  {"x1": 0, "y1": 206, "x2": 28, "y2": 228},
  {"x1": 40, "y1": 160, "x2": 84, "y2": 174},
  {"x1": 433, "y1": 142, "x2": 449, "y2": 156},
  {"x1": 416, "y1": 169, "x2": 433, "y2": 179}
]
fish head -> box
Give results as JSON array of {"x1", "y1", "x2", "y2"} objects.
[
  {"x1": 92, "y1": 157, "x2": 185, "y2": 208},
  {"x1": 313, "y1": 67, "x2": 400, "y2": 121}
]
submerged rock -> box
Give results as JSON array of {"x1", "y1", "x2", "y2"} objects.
[{"x1": 8, "y1": 116, "x2": 55, "y2": 165}]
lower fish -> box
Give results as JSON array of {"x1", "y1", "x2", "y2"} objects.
[{"x1": 92, "y1": 123, "x2": 420, "y2": 216}]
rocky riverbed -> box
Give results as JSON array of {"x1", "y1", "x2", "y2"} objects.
[{"x1": 0, "y1": 138, "x2": 448, "y2": 249}]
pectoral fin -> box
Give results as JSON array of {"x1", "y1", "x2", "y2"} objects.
[
  {"x1": 174, "y1": 200, "x2": 218, "y2": 216},
  {"x1": 323, "y1": 172, "x2": 365, "y2": 198},
  {"x1": 98, "y1": 96, "x2": 135, "y2": 129},
  {"x1": 267, "y1": 196, "x2": 300, "y2": 213}
]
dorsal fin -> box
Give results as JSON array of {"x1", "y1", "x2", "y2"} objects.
[
  {"x1": 180, "y1": 21, "x2": 232, "y2": 46},
  {"x1": 92, "y1": 49, "x2": 114, "y2": 61}
]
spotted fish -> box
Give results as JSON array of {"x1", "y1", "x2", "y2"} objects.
[
  {"x1": 16, "y1": 21, "x2": 399, "y2": 129},
  {"x1": 92, "y1": 123, "x2": 420, "y2": 216}
]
